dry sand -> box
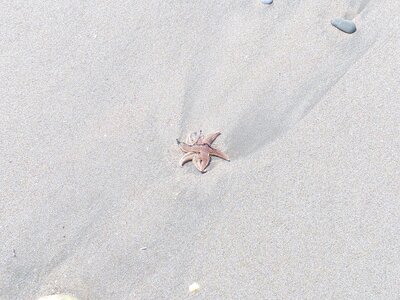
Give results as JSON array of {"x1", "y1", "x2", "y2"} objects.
[{"x1": 1, "y1": 0, "x2": 400, "y2": 299}]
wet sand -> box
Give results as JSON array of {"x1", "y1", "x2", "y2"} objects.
[{"x1": 1, "y1": 0, "x2": 400, "y2": 299}]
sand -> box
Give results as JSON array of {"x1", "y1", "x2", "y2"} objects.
[{"x1": 1, "y1": 0, "x2": 400, "y2": 299}]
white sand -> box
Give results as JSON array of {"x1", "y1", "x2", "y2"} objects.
[{"x1": 1, "y1": 0, "x2": 400, "y2": 299}]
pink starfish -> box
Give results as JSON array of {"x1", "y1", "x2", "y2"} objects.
[{"x1": 177, "y1": 131, "x2": 230, "y2": 173}]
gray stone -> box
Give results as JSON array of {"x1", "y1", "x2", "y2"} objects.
[
  {"x1": 261, "y1": 0, "x2": 273, "y2": 4},
  {"x1": 331, "y1": 18, "x2": 357, "y2": 34}
]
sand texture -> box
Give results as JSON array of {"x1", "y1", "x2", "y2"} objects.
[{"x1": 1, "y1": 0, "x2": 400, "y2": 299}]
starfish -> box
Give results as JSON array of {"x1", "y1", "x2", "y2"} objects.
[{"x1": 177, "y1": 131, "x2": 230, "y2": 173}]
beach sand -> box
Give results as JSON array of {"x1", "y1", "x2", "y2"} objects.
[{"x1": 1, "y1": 0, "x2": 400, "y2": 299}]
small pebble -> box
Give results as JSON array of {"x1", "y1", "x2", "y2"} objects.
[
  {"x1": 261, "y1": 0, "x2": 273, "y2": 4},
  {"x1": 189, "y1": 282, "x2": 200, "y2": 293},
  {"x1": 331, "y1": 18, "x2": 357, "y2": 34}
]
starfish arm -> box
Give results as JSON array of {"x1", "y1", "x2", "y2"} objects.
[
  {"x1": 199, "y1": 151, "x2": 211, "y2": 172},
  {"x1": 179, "y1": 152, "x2": 196, "y2": 166},
  {"x1": 210, "y1": 148, "x2": 230, "y2": 161},
  {"x1": 183, "y1": 143, "x2": 204, "y2": 153},
  {"x1": 202, "y1": 132, "x2": 221, "y2": 145},
  {"x1": 192, "y1": 154, "x2": 206, "y2": 173}
]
